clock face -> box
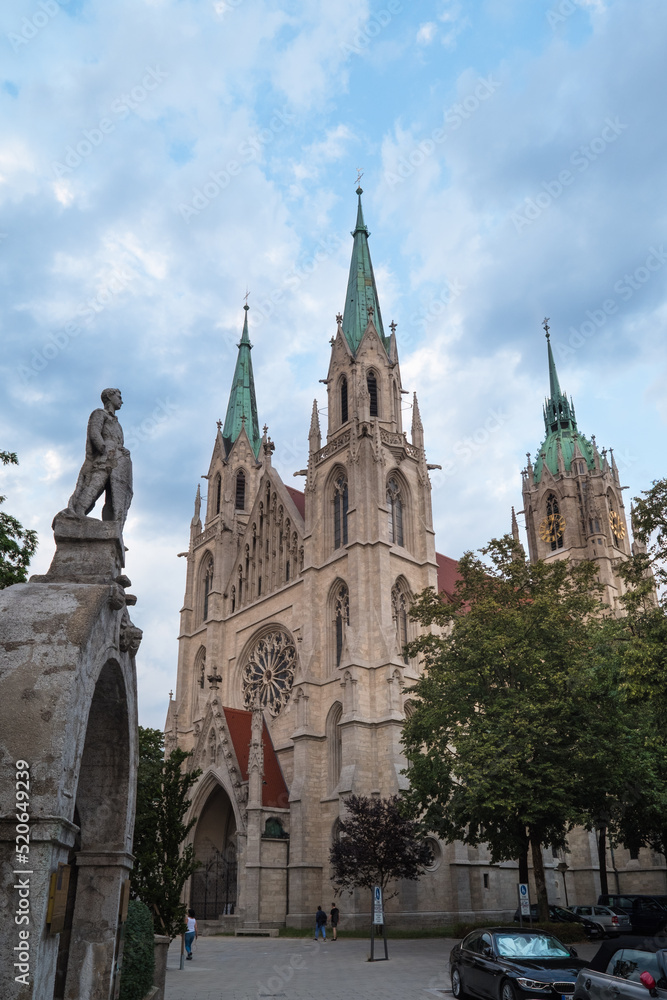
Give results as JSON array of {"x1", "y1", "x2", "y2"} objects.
[
  {"x1": 539, "y1": 513, "x2": 566, "y2": 543},
  {"x1": 609, "y1": 511, "x2": 626, "y2": 541}
]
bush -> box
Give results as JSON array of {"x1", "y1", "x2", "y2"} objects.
[{"x1": 119, "y1": 899, "x2": 155, "y2": 1000}]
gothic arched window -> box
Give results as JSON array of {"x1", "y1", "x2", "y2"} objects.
[
  {"x1": 201, "y1": 554, "x2": 214, "y2": 621},
  {"x1": 546, "y1": 494, "x2": 564, "y2": 551},
  {"x1": 333, "y1": 582, "x2": 350, "y2": 667},
  {"x1": 235, "y1": 470, "x2": 246, "y2": 510},
  {"x1": 333, "y1": 474, "x2": 348, "y2": 550},
  {"x1": 340, "y1": 375, "x2": 348, "y2": 424},
  {"x1": 214, "y1": 474, "x2": 222, "y2": 515},
  {"x1": 391, "y1": 582, "x2": 410, "y2": 664},
  {"x1": 367, "y1": 370, "x2": 379, "y2": 417},
  {"x1": 327, "y1": 702, "x2": 343, "y2": 791},
  {"x1": 231, "y1": 586, "x2": 236, "y2": 613},
  {"x1": 387, "y1": 478, "x2": 404, "y2": 546}
]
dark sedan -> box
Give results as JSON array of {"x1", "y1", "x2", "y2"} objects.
[{"x1": 450, "y1": 927, "x2": 587, "y2": 1000}]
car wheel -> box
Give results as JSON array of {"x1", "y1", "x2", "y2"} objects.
[
  {"x1": 452, "y1": 966, "x2": 466, "y2": 999},
  {"x1": 501, "y1": 980, "x2": 517, "y2": 1000}
]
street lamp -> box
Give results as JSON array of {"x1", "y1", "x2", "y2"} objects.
[{"x1": 556, "y1": 861, "x2": 569, "y2": 908}]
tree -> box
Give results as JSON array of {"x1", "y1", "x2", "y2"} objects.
[
  {"x1": 329, "y1": 794, "x2": 432, "y2": 902},
  {"x1": 0, "y1": 451, "x2": 37, "y2": 588},
  {"x1": 131, "y1": 727, "x2": 202, "y2": 939},
  {"x1": 401, "y1": 536, "x2": 632, "y2": 922}
]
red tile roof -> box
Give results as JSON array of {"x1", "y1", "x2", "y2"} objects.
[
  {"x1": 223, "y1": 707, "x2": 289, "y2": 809},
  {"x1": 436, "y1": 552, "x2": 461, "y2": 600},
  {"x1": 285, "y1": 486, "x2": 305, "y2": 520}
]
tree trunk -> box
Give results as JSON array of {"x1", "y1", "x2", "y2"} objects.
[
  {"x1": 519, "y1": 841, "x2": 529, "y2": 885},
  {"x1": 597, "y1": 826, "x2": 608, "y2": 897},
  {"x1": 530, "y1": 832, "x2": 549, "y2": 922}
]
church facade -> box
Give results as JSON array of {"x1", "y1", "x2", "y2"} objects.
[{"x1": 165, "y1": 192, "x2": 665, "y2": 931}]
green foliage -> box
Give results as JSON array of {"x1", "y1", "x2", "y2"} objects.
[
  {"x1": 329, "y1": 794, "x2": 432, "y2": 898},
  {"x1": 402, "y1": 536, "x2": 635, "y2": 920},
  {"x1": 0, "y1": 451, "x2": 37, "y2": 588},
  {"x1": 119, "y1": 899, "x2": 155, "y2": 1000},
  {"x1": 131, "y1": 727, "x2": 202, "y2": 939}
]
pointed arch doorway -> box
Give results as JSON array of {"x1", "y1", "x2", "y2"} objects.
[{"x1": 190, "y1": 783, "x2": 238, "y2": 918}]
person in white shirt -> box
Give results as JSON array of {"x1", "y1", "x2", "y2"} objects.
[{"x1": 184, "y1": 909, "x2": 198, "y2": 960}]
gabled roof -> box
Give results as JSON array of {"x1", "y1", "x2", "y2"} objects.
[
  {"x1": 285, "y1": 486, "x2": 305, "y2": 520},
  {"x1": 223, "y1": 707, "x2": 288, "y2": 809},
  {"x1": 222, "y1": 305, "x2": 262, "y2": 459},
  {"x1": 436, "y1": 552, "x2": 461, "y2": 600},
  {"x1": 341, "y1": 187, "x2": 389, "y2": 355}
]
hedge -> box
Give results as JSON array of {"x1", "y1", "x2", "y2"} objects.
[{"x1": 119, "y1": 899, "x2": 155, "y2": 1000}]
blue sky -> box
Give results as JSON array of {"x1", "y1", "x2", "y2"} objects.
[{"x1": 1, "y1": 0, "x2": 665, "y2": 728}]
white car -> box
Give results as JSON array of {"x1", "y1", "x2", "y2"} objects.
[{"x1": 570, "y1": 905, "x2": 632, "y2": 937}]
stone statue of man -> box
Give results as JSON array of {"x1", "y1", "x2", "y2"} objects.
[{"x1": 68, "y1": 388, "x2": 133, "y2": 528}]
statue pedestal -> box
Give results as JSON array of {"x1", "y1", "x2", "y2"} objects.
[{"x1": 31, "y1": 512, "x2": 126, "y2": 584}]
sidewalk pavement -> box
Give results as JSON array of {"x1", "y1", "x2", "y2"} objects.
[{"x1": 164, "y1": 934, "x2": 598, "y2": 1000}]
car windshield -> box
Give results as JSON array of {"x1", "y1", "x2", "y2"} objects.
[{"x1": 495, "y1": 933, "x2": 571, "y2": 959}]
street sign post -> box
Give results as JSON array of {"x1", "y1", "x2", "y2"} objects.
[
  {"x1": 370, "y1": 886, "x2": 388, "y2": 961},
  {"x1": 518, "y1": 883, "x2": 531, "y2": 927}
]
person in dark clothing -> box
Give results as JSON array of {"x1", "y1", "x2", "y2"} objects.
[
  {"x1": 330, "y1": 903, "x2": 340, "y2": 940},
  {"x1": 315, "y1": 905, "x2": 327, "y2": 940}
]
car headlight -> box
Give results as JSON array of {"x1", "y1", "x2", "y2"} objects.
[{"x1": 516, "y1": 979, "x2": 552, "y2": 991}]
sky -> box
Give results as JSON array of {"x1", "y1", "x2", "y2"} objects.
[{"x1": 1, "y1": 0, "x2": 665, "y2": 728}]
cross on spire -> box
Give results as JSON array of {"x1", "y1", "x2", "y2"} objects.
[
  {"x1": 389, "y1": 320, "x2": 397, "y2": 335},
  {"x1": 543, "y1": 316, "x2": 550, "y2": 339},
  {"x1": 216, "y1": 419, "x2": 222, "y2": 431},
  {"x1": 244, "y1": 288, "x2": 250, "y2": 309},
  {"x1": 356, "y1": 167, "x2": 364, "y2": 186}
]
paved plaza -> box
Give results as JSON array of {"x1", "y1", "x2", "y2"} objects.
[{"x1": 164, "y1": 934, "x2": 598, "y2": 1000}]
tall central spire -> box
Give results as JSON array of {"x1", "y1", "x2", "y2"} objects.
[
  {"x1": 341, "y1": 187, "x2": 387, "y2": 354},
  {"x1": 222, "y1": 304, "x2": 261, "y2": 458},
  {"x1": 542, "y1": 320, "x2": 575, "y2": 435}
]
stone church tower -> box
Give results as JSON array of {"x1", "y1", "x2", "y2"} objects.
[
  {"x1": 166, "y1": 189, "x2": 467, "y2": 930},
  {"x1": 522, "y1": 322, "x2": 632, "y2": 613}
]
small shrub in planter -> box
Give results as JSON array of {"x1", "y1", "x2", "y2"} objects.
[{"x1": 119, "y1": 899, "x2": 155, "y2": 1000}]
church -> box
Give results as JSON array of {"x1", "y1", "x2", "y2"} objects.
[{"x1": 165, "y1": 190, "x2": 664, "y2": 930}]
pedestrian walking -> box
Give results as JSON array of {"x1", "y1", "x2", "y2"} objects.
[
  {"x1": 315, "y1": 905, "x2": 327, "y2": 940},
  {"x1": 184, "y1": 908, "x2": 198, "y2": 960},
  {"x1": 330, "y1": 902, "x2": 340, "y2": 940}
]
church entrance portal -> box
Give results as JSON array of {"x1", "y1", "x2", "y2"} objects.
[{"x1": 191, "y1": 784, "x2": 238, "y2": 918}]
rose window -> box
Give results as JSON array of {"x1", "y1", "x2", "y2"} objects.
[{"x1": 242, "y1": 629, "x2": 297, "y2": 718}]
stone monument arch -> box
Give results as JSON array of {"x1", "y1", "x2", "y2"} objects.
[{"x1": 0, "y1": 390, "x2": 141, "y2": 1000}]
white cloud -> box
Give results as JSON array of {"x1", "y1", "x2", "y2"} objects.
[{"x1": 417, "y1": 22, "x2": 437, "y2": 45}]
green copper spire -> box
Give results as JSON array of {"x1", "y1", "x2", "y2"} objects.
[
  {"x1": 533, "y1": 319, "x2": 595, "y2": 483},
  {"x1": 341, "y1": 187, "x2": 388, "y2": 354},
  {"x1": 222, "y1": 304, "x2": 261, "y2": 459}
]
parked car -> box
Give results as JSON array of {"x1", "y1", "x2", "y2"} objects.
[
  {"x1": 599, "y1": 894, "x2": 667, "y2": 914},
  {"x1": 574, "y1": 935, "x2": 667, "y2": 1000},
  {"x1": 450, "y1": 927, "x2": 587, "y2": 1000},
  {"x1": 513, "y1": 905, "x2": 604, "y2": 938},
  {"x1": 570, "y1": 905, "x2": 632, "y2": 937}
]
